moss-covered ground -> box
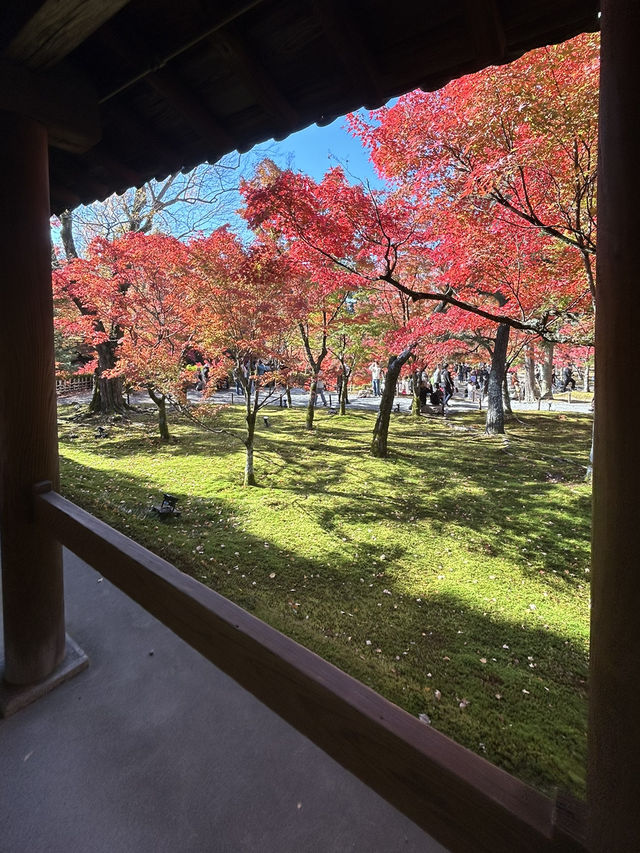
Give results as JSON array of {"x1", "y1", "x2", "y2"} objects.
[{"x1": 58, "y1": 403, "x2": 592, "y2": 798}]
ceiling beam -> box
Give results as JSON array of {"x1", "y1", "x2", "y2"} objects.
[
  {"x1": 96, "y1": 23, "x2": 235, "y2": 153},
  {"x1": 3, "y1": 0, "x2": 132, "y2": 70},
  {"x1": 99, "y1": 0, "x2": 267, "y2": 103},
  {"x1": 0, "y1": 1, "x2": 46, "y2": 52},
  {"x1": 0, "y1": 60, "x2": 100, "y2": 152}
]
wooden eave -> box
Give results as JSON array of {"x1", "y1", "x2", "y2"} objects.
[{"x1": 0, "y1": 0, "x2": 600, "y2": 213}]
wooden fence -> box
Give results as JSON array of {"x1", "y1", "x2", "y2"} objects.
[{"x1": 56, "y1": 374, "x2": 94, "y2": 394}]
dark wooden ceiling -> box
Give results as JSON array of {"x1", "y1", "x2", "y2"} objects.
[{"x1": 0, "y1": 0, "x2": 600, "y2": 214}]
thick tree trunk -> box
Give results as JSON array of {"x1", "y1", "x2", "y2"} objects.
[
  {"x1": 244, "y1": 406, "x2": 257, "y2": 487},
  {"x1": 371, "y1": 348, "x2": 412, "y2": 458},
  {"x1": 485, "y1": 323, "x2": 509, "y2": 435},
  {"x1": 523, "y1": 343, "x2": 540, "y2": 402},
  {"x1": 285, "y1": 386, "x2": 292, "y2": 408},
  {"x1": 88, "y1": 340, "x2": 126, "y2": 414},
  {"x1": 306, "y1": 375, "x2": 318, "y2": 430},
  {"x1": 539, "y1": 339, "x2": 555, "y2": 399},
  {"x1": 371, "y1": 377, "x2": 397, "y2": 457},
  {"x1": 148, "y1": 387, "x2": 170, "y2": 441}
]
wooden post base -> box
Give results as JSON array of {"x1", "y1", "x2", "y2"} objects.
[{"x1": 0, "y1": 635, "x2": 88, "y2": 718}]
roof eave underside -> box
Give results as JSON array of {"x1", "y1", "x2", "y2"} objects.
[{"x1": 0, "y1": 0, "x2": 600, "y2": 214}]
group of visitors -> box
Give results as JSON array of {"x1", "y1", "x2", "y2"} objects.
[
  {"x1": 195, "y1": 361, "x2": 211, "y2": 391},
  {"x1": 195, "y1": 356, "x2": 585, "y2": 409},
  {"x1": 231, "y1": 358, "x2": 277, "y2": 396},
  {"x1": 416, "y1": 363, "x2": 456, "y2": 411}
]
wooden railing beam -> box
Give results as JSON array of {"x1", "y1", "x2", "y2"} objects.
[{"x1": 34, "y1": 487, "x2": 586, "y2": 853}]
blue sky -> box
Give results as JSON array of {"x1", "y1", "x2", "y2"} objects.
[
  {"x1": 251, "y1": 108, "x2": 385, "y2": 188},
  {"x1": 51, "y1": 109, "x2": 388, "y2": 247}
]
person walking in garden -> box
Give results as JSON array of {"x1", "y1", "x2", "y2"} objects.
[
  {"x1": 419, "y1": 379, "x2": 432, "y2": 411},
  {"x1": 430, "y1": 383, "x2": 444, "y2": 414},
  {"x1": 315, "y1": 375, "x2": 328, "y2": 406},
  {"x1": 442, "y1": 364, "x2": 455, "y2": 406},
  {"x1": 369, "y1": 360, "x2": 381, "y2": 396},
  {"x1": 562, "y1": 364, "x2": 576, "y2": 391}
]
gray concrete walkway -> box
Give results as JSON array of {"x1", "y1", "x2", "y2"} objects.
[
  {"x1": 0, "y1": 551, "x2": 446, "y2": 853},
  {"x1": 59, "y1": 386, "x2": 594, "y2": 417},
  {"x1": 210, "y1": 387, "x2": 593, "y2": 417}
]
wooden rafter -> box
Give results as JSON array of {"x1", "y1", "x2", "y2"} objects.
[
  {"x1": 216, "y1": 30, "x2": 298, "y2": 128},
  {"x1": 98, "y1": 0, "x2": 267, "y2": 103},
  {"x1": 463, "y1": 0, "x2": 507, "y2": 65},
  {"x1": 96, "y1": 24, "x2": 235, "y2": 152},
  {"x1": 49, "y1": 183, "x2": 82, "y2": 211},
  {"x1": 3, "y1": 0, "x2": 132, "y2": 70},
  {"x1": 313, "y1": 0, "x2": 384, "y2": 109},
  {"x1": 84, "y1": 147, "x2": 143, "y2": 193},
  {"x1": 103, "y1": 103, "x2": 181, "y2": 176},
  {"x1": 145, "y1": 70, "x2": 235, "y2": 152}
]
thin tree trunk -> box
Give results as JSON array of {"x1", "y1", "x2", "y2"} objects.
[
  {"x1": 306, "y1": 375, "x2": 318, "y2": 430},
  {"x1": 539, "y1": 339, "x2": 555, "y2": 399},
  {"x1": 244, "y1": 393, "x2": 258, "y2": 486},
  {"x1": 285, "y1": 386, "x2": 292, "y2": 408},
  {"x1": 411, "y1": 369, "x2": 422, "y2": 419},
  {"x1": 485, "y1": 323, "x2": 509, "y2": 435},
  {"x1": 148, "y1": 387, "x2": 170, "y2": 441},
  {"x1": 339, "y1": 364, "x2": 349, "y2": 415},
  {"x1": 502, "y1": 372, "x2": 514, "y2": 421},
  {"x1": 298, "y1": 319, "x2": 328, "y2": 430},
  {"x1": 371, "y1": 348, "x2": 413, "y2": 458},
  {"x1": 523, "y1": 342, "x2": 540, "y2": 402},
  {"x1": 584, "y1": 363, "x2": 591, "y2": 392}
]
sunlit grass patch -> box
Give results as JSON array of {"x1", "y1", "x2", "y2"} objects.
[{"x1": 58, "y1": 402, "x2": 592, "y2": 798}]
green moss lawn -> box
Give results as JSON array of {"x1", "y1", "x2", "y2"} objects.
[{"x1": 58, "y1": 403, "x2": 592, "y2": 798}]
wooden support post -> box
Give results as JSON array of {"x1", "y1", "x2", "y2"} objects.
[
  {"x1": 0, "y1": 112, "x2": 65, "y2": 686},
  {"x1": 590, "y1": 1, "x2": 640, "y2": 848}
]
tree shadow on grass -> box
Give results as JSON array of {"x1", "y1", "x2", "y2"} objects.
[
  {"x1": 59, "y1": 454, "x2": 587, "y2": 799},
  {"x1": 259, "y1": 413, "x2": 591, "y2": 590}
]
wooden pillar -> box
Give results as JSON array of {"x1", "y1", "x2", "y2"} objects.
[
  {"x1": 589, "y1": 1, "x2": 640, "y2": 848},
  {"x1": 0, "y1": 112, "x2": 65, "y2": 685}
]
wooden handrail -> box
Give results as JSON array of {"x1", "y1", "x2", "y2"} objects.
[{"x1": 34, "y1": 487, "x2": 586, "y2": 852}]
